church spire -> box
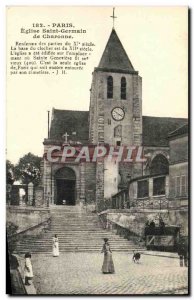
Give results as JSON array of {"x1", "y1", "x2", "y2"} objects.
[{"x1": 97, "y1": 28, "x2": 136, "y2": 73}]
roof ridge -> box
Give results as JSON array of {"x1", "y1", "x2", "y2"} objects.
[
  {"x1": 168, "y1": 123, "x2": 188, "y2": 136},
  {"x1": 143, "y1": 115, "x2": 187, "y2": 120},
  {"x1": 98, "y1": 28, "x2": 135, "y2": 72},
  {"x1": 53, "y1": 108, "x2": 89, "y2": 113}
]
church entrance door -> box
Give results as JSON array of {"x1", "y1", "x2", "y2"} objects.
[
  {"x1": 55, "y1": 167, "x2": 76, "y2": 205},
  {"x1": 56, "y1": 179, "x2": 75, "y2": 205}
]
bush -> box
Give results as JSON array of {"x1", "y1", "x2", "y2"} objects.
[{"x1": 6, "y1": 222, "x2": 19, "y2": 253}]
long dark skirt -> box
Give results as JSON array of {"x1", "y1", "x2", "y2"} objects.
[{"x1": 102, "y1": 252, "x2": 115, "y2": 274}]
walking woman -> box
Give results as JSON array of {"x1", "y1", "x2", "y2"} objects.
[
  {"x1": 101, "y1": 238, "x2": 115, "y2": 274},
  {"x1": 52, "y1": 234, "x2": 59, "y2": 257},
  {"x1": 24, "y1": 252, "x2": 33, "y2": 286}
]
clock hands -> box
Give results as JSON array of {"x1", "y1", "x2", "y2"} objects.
[{"x1": 114, "y1": 111, "x2": 123, "y2": 118}]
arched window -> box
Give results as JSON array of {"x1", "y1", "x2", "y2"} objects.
[
  {"x1": 121, "y1": 77, "x2": 126, "y2": 100},
  {"x1": 107, "y1": 76, "x2": 113, "y2": 99},
  {"x1": 150, "y1": 154, "x2": 169, "y2": 175}
]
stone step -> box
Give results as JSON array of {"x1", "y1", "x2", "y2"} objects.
[
  {"x1": 16, "y1": 243, "x2": 141, "y2": 247},
  {"x1": 17, "y1": 246, "x2": 137, "y2": 251},
  {"x1": 51, "y1": 220, "x2": 99, "y2": 223},
  {"x1": 51, "y1": 216, "x2": 95, "y2": 218},
  {"x1": 51, "y1": 219, "x2": 100, "y2": 221},
  {"x1": 16, "y1": 249, "x2": 143, "y2": 253},
  {"x1": 51, "y1": 223, "x2": 100, "y2": 225},
  {"x1": 22, "y1": 234, "x2": 125, "y2": 238},
  {"x1": 50, "y1": 227, "x2": 102, "y2": 229},
  {"x1": 16, "y1": 243, "x2": 144, "y2": 248},
  {"x1": 17, "y1": 239, "x2": 143, "y2": 246},
  {"x1": 18, "y1": 236, "x2": 134, "y2": 243},
  {"x1": 51, "y1": 219, "x2": 99, "y2": 222},
  {"x1": 51, "y1": 212, "x2": 96, "y2": 214},
  {"x1": 47, "y1": 230, "x2": 116, "y2": 233},
  {"x1": 18, "y1": 249, "x2": 141, "y2": 253},
  {"x1": 47, "y1": 231, "x2": 116, "y2": 234},
  {"x1": 50, "y1": 225, "x2": 102, "y2": 228},
  {"x1": 16, "y1": 246, "x2": 144, "y2": 251},
  {"x1": 18, "y1": 235, "x2": 131, "y2": 239},
  {"x1": 22, "y1": 233, "x2": 131, "y2": 238},
  {"x1": 18, "y1": 242, "x2": 134, "y2": 247},
  {"x1": 19, "y1": 237, "x2": 130, "y2": 242},
  {"x1": 15, "y1": 206, "x2": 145, "y2": 253},
  {"x1": 51, "y1": 217, "x2": 97, "y2": 218},
  {"x1": 50, "y1": 225, "x2": 101, "y2": 227},
  {"x1": 32, "y1": 236, "x2": 127, "y2": 240}
]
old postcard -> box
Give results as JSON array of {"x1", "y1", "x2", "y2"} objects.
[{"x1": 6, "y1": 6, "x2": 189, "y2": 295}]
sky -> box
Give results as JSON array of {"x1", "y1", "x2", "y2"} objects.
[{"x1": 6, "y1": 6, "x2": 188, "y2": 164}]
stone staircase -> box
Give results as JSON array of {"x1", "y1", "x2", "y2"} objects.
[{"x1": 16, "y1": 205, "x2": 145, "y2": 253}]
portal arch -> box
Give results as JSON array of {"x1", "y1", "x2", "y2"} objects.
[{"x1": 54, "y1": 166, "x2": 76, "y2": 205}]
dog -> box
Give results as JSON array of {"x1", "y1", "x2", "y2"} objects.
[{"x1": 132, "y1": 251, "x2": 141, "y2": 263}]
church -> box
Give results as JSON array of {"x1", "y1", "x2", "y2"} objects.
[{"x1": 42, "y1": 27, "x2": 187, "y2": 211}]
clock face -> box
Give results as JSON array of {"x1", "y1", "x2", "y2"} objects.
[{"x1": 111, "y1": 107, "x2": 125, "y2": 121}]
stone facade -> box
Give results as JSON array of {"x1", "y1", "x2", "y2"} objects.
[
  {"x1": 96, "y1": 160, "x2": 104, "y2": 205},
  {"x1": 43, "y1": 158, "x2": 81, "y2": 205},
  {"x1": 89, "y1": 71, "x2": 142, "y2": 147},
  {"x1": 169, "y1": 162, "x2": 188, "y2": 199},
  {"x1": 168, "y1": 126, "x2": 188, "y2": 216},
  {"x1": 85, "y1": 162, "x2": 96, "y2": 203}
]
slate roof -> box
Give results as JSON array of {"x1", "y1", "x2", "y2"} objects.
[
  {"x1": 142, "y1": 116, "x2": 187, "y2": 147},
  {"x1": 49, "y1": 109, "x2": 187, "y2": 147},
  {"x1": 49, "y1": 109, "x2": 89, "y2": 144},
  {"x1": 168, "y1": 123, "x2": 188, "y2": 139},
  {"x1": 97, "y1": 29, "x2": 136, "y2": 73}
]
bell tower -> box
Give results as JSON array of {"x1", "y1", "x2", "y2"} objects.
[
  {"x1": 89, "y1": 28, "x2": 142, "y2": 148},
  {"x1": 89, "y1": 21, "x2": 143, "y2": 203}
]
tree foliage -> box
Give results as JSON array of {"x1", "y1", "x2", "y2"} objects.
[
  {"x1": 14, "y1": 152, "x2": 42, "y2": 186},
  {"x1": 6, "y1": 160, "x2": 15, "y2": 185},
  {"x1": 6, "y1": 222, "x2": 19, "y2": 253}
]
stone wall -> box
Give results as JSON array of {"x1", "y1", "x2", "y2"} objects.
[
  {"x1": 100, "y1": 208, "x2": 188, "y2": 238},
  {"x1": 96, "y1": 160, "x2": 104, "y2": 204},
  {"x1": 169, "y1": 135, "x2": 188, "y2": 164},
  {"x1": 132, "y1": 75, "x2": 142, "y2": 146},
  {"x1": 106, "y1": 211, "x2": 147, "y2": 236},
  {"x1": 89, "y1": 70, "x2": 142, "y2": 146},
  {"x1": 169, "y1": 162, "x2": 188, "y2": 199},
  {"x1": 85, "y1": 162, "x2": 96, "y2": 203},
  {"x1": 104, "y1": 159, "x2": 119, "y2": 199},
  {"x1": 89, "y1": 71, "x2": 98, "y2": 143},
  {"x1": 119, "y1": 162, "x2": 133, "y2": 187},
  {"x1": 102, "y1": 72, "x2": 138, "y2": 146},
  {"x1": 43, "y1": 150, "x2": 52, "y2": 205},
  {"x1": 7, "y1": 206, "x2": 50, "y2": 234}
]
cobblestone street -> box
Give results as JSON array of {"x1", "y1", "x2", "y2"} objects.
[{"x1": 29, "y1": 253, "x2": 188, "y2": 295}]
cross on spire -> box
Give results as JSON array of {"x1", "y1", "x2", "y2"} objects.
[{"x1": 110, "y1": 7, "x2": 117, "y2": 29}]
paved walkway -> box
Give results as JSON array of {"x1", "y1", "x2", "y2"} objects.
[{"x1": 28, "y1": 253, "x2": 188, "y2": 295}]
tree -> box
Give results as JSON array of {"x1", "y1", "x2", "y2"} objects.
[
  {"x1": 6, "y1": 222, "x2": 19, "y2": 253},
  {"x1": 14, "y1": 153, "x2": 42, "y2": 186},
  {"x1": 6, "y1": 160, "x2": 15, "y2": 203},
  {"x1": 6, "y1": 160, "x2": 15, "y2": 185}
]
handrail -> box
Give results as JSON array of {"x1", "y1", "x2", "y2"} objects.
[
  {"x1": 112, "y1": 188, "x2": 128, "y2": 199},
  {"x1": 7, "y1": 217, "x2": 51, "y2": 239}
]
